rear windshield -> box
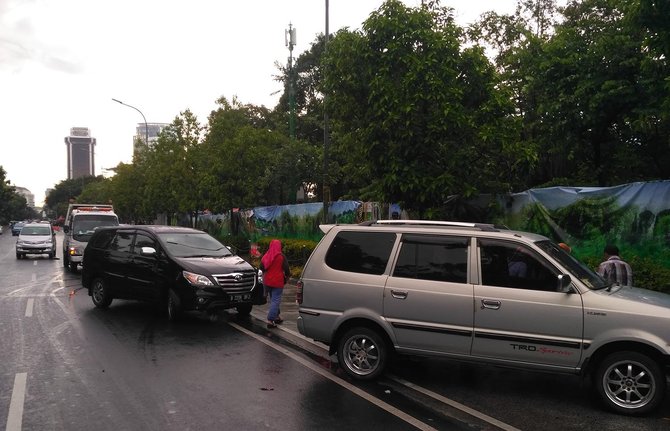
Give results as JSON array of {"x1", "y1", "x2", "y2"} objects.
[{"x1": 157, "y1": 232, "x2": 233, "y2": 258}]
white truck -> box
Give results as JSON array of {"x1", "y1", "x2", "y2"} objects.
[{"x1": 62, "y1": 204, "x2": 119, "y2": 272}]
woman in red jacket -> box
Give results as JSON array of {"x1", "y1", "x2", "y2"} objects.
[{"x1": 260, "y1": 239, "x2": 290, "y2": 328}]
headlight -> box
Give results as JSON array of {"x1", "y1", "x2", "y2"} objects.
[
  {"x1": 257, "y1": 269, "x2": 264, "y2": 284},
  {"x1": 183, "y1": 271, "x2": 214, "y2": 287},
  {"x1": 17, "y1": 240, "x2": 25, "y2": 245}
]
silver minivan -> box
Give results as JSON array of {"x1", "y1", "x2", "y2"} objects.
[
  {"x1": 296, "y1": 220, "x2": 670, "y2": 415},
  {"x1": 16, "y1": 222, "x2": 56, "y2": 259}
]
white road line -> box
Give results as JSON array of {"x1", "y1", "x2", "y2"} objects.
[
  {"x1": 390, "y1": 377, "x2": 521, "y2": 431},
  {"x1": 5, "y1": 372, "x2": 27, "y2": 431},
  {"x1": 33, "y1": 261, "x2": 37, "y2": 266},
  {"x1": 25, "y1": 299, "x2": 34, "y2": 317},
  {"x1": 31, "y1": 274, "x2": 36, "y2": 282},
  {"x1": 230, "y1": 322, "x2": 437, "y2": 431}
]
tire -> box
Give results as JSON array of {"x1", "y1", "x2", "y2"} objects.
[
  {"x1": 166, "y1": 289, "x2": 181, "y2": 322},
  {"x1": 69, "y1": 261, "x2": 78, "y2": 272},
  {"x1": 337, "y1": 327, "x2": 388, "y2": 380},
  {"x1": 594, "y1": 351, "x2": 665, "y2": 415},
  {"x1": 91, "y1": 278, "x2": 113, "y2": 309},
  {"x1": 63, "y1": 254, "x2": 69, "y2": 268},
  {"x1": 48, "y1": 252, "x2": 54, "y2": 259},
  {"x1": 16, "y1": 253, "x2": 21, "y2": 260},
  {"x1": 236, "y1": 303, "x2": 252, "y2": 317}
]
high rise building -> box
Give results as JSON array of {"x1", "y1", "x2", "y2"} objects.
[
  {"x1": 64, "y1": 127, "x2": 96, "y2": 179},
  {"x1": 133, "y1": 122, "x2": 168, "y2": 157}
]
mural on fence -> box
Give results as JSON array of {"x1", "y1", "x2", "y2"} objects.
[
  {"x1": 494, "y1": 181, "x2": 670, "y2": 279},
  {"x1": 197, "y1": 181, "x2": 670, "y2": 288}
]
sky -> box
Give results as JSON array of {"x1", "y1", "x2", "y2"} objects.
[{"x1": 1, "y1": 0, "x2": 522, "y2": 207}]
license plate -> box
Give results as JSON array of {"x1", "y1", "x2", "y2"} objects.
[{"x1": 231, "y1": 294, "x2": 250, "y2": 301}]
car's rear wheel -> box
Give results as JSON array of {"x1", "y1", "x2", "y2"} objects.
[
  {"x1": 595, "y1": 351, "x2": 665, "y2": 415},
  {"x1": 63, "y1": 254, "x2": 69, "y2": 268},
  {"x1": 69, "y1": 261, "x2": 78, "y2": 272},
  {"x1": 337, "y1": 327, "x2": 388, "y2": 380},
  {"x1": 166, "y1": 289, "x2": 181, "y2": 322},
  {"x1": 236, "y1": 303, "x2": 252, "y2": 317},
  {"x1": 91, "y1": 278, "x2": 113, "y2": 308}
]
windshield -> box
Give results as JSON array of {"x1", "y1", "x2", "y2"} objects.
[
  {"x1": 72, "y1": 215, "x2": 119, "y2": 241},
  {"x1": 157, "y1": 232, "x2": 233, "y2": 258},
  {"x1": 21, "y1": 226, "x2": 51, "y2": 236},
  {"x1": 535, "y1": 240, "x2": 608, "y2": 290}
]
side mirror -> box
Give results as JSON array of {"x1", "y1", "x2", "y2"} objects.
[
  {"x1": 140, "y1": 246, "x2": 157, "y2": 256},
  {"x1": 557, "y1": 274, "x2": 572, "y2": 293},
  {"x1": 63, "y1": 225, "x2": 70, "y2": 233}
]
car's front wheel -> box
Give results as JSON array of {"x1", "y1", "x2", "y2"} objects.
[
  {"x1": 337, "y1": 327, "x2": 388, "y2": 380},
  {"x1": 91, "y1": 278, "x2": 113, "y2": 308},
  {"x1": 595, "y1": 351, "x2": 665, "y2": 415},
  {"x1": 166, "y1": 289, "x2": 181, "y2": 322}
]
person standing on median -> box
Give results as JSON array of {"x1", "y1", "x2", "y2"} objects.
[
  {"x1": 260, "y1": 239, "x2": 290, "y2": 329},
  {"x1": 597, "y1": 244, "x2": 633, "y2": 286}
]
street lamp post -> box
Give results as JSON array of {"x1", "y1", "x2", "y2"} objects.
[{"x1": 111, "y1": 98, "x2": 149, "y2": 147}]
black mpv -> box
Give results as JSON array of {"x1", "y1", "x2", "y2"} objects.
[{"x1": 81, "y1": 225, "x2": 263, "y2": 320}]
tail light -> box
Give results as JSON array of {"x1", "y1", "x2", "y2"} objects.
[{"x1": 296, "y1": 279, "x2": 303, "y2": 304}]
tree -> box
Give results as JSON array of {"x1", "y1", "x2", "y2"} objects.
[
  {"x1": 142, "y1": 110, "x2": 204, "y2": 225},
  {"x1": 322, "y1": 0, "x2": 521, "y2": 216}
]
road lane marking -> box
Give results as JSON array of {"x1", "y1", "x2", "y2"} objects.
[
  {"x1": 230, "y1": 322, "x2": 437, "y2": 431},
  {"x1": 390, "y1": 377, "x2": 521, "y2": 431},
  {"x1": 31, "y1": 274, "x2": 36, "y2": 282},
  {"x1": 33, "y1": 261, "x2": 37, "y2": 266},
  {"x1": 6, "y1": 372, "x2": 27, "y2": 431},
  {"x1": 25, "y1": 299, "x2": 34, "y2": 317}
]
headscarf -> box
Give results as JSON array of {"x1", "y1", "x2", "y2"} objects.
[{"x1": 261, "y1": 239, "x2": 282, "y2": 269}]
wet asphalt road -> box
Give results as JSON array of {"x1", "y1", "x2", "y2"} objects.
[{"x1": 1, "y1": 230, "x2": 669, "y2": 430}]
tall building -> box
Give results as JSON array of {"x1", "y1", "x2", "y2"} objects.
[
  {"x1": 133, "y1": 122, "x2": 168, "y2": 157},
  {"x1": 14, "y1": 186, "x2": 35, "y2": 208},
  {"x1": 64, "y1": 127, "x2": 96, "y2": 179}
]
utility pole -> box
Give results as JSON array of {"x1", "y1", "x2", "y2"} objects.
[
  {"x1": 323, "y1": 0, "x2": 330, "y2": 224},
  {"x1": 285, "y1": 23, "x2": 297, "y2": 141}
]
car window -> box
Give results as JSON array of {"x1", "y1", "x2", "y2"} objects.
[
  {"x1": 89, "y1": 229, "x2": 116, "y2": 249},
  {"x1": 325, "y1": 231, "x2": 396, "y2": 275},
  {"x1": 109, "y1": 231, "x2": 134, "y2": 253},
  {"x1": 479, "y1": 239, "x2": 559, "y2": 291},
  {"x1": 393, "y1": 234, "x2": 468, "y2": 283}
]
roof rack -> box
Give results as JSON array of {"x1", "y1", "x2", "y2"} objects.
[{"x1": 359, "y1": 220, "x2": 502, "y2": 232}]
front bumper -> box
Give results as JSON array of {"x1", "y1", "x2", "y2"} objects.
[{"x1": 17, "y1": 246, "x2": 55, "y2": 254}]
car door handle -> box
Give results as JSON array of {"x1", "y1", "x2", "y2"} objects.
[
  {"x1": 390, "y1": 290, "x2": 408, "y2": 299},
  {"x1": 481, "y1": 299, "x2": 501, "y2": 310}
]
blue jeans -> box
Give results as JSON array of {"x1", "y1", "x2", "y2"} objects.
[{"x1": 266, "y1": 287, "x2": 283, "y2": 321}]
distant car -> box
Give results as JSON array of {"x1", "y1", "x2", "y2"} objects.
[
  {"x1": 16, "y1": 222, "x2": 56, "y2": 259},
  {"x1": 11, "y1": 221, "x2": 25, "y2": 236},
  {"x1": 81, "y1": 225, "x2": 265, "y2": 320}
]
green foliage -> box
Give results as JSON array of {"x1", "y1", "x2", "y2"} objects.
[{"x1": 322, "y1": 0, "x2": 522, "y2": 215}]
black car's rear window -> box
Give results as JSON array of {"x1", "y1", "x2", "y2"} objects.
[{"x1": 325, "y1": 231, "x2": 396, "y2": 275}]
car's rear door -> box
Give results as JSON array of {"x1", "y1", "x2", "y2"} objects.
[
  {"x1": 471, "y1": 238, "x2": 584, "y2": 368},
  {"x1": 383, "y1": 234, "x2": 474, "y2": 356}
]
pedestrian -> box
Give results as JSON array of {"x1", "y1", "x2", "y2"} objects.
[
  {"x1": 260, "y1": 239, "x2": 290, "y2": 329},
  {"x1": 597, "y1": 244, "x2": 633, "y2": 286}
]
